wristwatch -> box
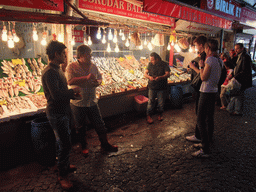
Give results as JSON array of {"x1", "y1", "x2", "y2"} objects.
[{"x1": 199, "y1": 67, "x2": 204, "y2": 69}]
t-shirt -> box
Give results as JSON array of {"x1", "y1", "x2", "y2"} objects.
[
  {"x1": 200, "y1": 56, "x2": 222, "y2": 93},
  {"x1": 147, "y1": 60, "x2": 170, "y2": 90},
  {"x1": 222, "y1": 69, "x2": 233, "y2": 86}
]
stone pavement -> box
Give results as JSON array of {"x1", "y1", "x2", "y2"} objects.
[{"x1": 1, "y1": 91, "x2": 256, "y2": 192}]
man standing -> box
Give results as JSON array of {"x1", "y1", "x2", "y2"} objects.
[
  {"x1": 42, "y1": 41, "x2": 80, "y2": 190},
  {"x1": 228, "y1": 43, "x2": 252, "y2": 115},
  {"x1": 144, "y1": 52, "x2": 170, "y2": 124},
  {"x1": 186, "y1": 35, "x2": 207, "y2": 143},
  {"x1": 66, "y1": 45, "x2": 118, "y2": 155}
]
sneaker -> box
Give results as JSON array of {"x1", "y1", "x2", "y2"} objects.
[
  {"x1": 192, "y1": 149, "x2": 209, "y2": 158},
  {"x1": 57, "y1": 176, "x2": 73, "y2": 190},
  {"x1": 147, "y1": 115, "x2": 153, "y2": 124},
  {"x1": 186, "y1": 135, "x2": 201, "y2": 143},
  {"x1": 82, "y1": 149, "x2": 89, "y2": 156},
  {"x1": 193, "y1": 143, "x2": 203, "y2": 149},
  {"x1": 158, "y1": 115, "x2": 164, "y2": 121}
]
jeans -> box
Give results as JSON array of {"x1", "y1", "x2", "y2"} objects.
[
  {"x1": 147, "y1": 89, "x2": 166, "y2": 116},
  {"x1": 46, "y1": 114, "x2": 71, "y2": 176},
  {"x1": 197, "y1": 92, "x2": 216, "y2": 154},
  {"x1": 70, "y1": 104, "x2": 107, "y2": 148}
]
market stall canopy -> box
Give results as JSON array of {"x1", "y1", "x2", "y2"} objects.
[{"x1": 175, "y1": 20, "x2": 223, "y2": 34}]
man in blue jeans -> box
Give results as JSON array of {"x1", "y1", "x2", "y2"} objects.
[
  {"x1": 42, "y1": 41, "x2": 81, "y2": 190},
  {"x1": 144, "y1": 52, "x2": 170, "y2": 124}
]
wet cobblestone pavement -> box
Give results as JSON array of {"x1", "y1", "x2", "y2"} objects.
[{"x1": 1, "y1": 93, "x2": 256, "y2": 191}]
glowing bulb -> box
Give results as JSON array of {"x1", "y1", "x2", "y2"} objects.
[
  {"x1": 174, "y1": 44, "x2": 181, "y2": 52},
  {"x1": 125, "y1": 39, "x2": 130, "y2": 47},
  {"x1": 84, "y1": 37, "x2": 88, "y2": 45},
  {"x1": 144, "y1": 39, "x2": 147, "y2": 46},
  {"x1": 2, "y1": 25, "x2": 7, "y2": 41},
  {"x1": 96, "y1": 27, "x2": 101, "y2": 39},
  {"x1": 12, "y1": 29, "x2": 19, "y2": 43},
  {"x1": 148, "y1": 42, "x2": 153, "y2": 51},
  {"x1": 122, "y1": 34, "x2": 125, "y2": 41},
  {"x1": 189, "y1": 45, "x2": 192, "y2": 52},
  {"x1": 171, "y1": 41, "x2": 174, "y2": 46},
  {"x1": 33, "y1": 27, "x2": 38, "y2": 41},
  {"x1": 195, "y1": 47, "x2": 198, "y2": 52},
  {"x1": 114, "y1": 44, "x2": 119, "y2": 52},
  {"x1": 102, "y1": 35, "x2": 106, "y2": 44},
  {"x1": 139, "y1": 44, "x2": 143, "y2": 50},
  {"x1": 58, "y1": 33, "x2": 64, "y2": 43},
  {"x1": 167, "y1": 43, "x2": 171, "y2": 51},
  {"x1": 128, "y1": 32, "x2": 131, "y2": 39},
  {"x1": 113, "y1": 34, "x2": 117, "y2": 43},
  {"x1": 119, "y1": 29, "x2": 123, "y2": 36},
  {"x1": 108, "y1": 29, "x2": 113, "y2": 40},
  {"x1": 8, "y1": 39, "x2": 14, "y2": 48},
  {"x1": 107, "y1": 43, "x2": 111, "y2": 52},
  {"x1": 88, "y1": 36, "x2": 92, "y2": 45},
  {"x1": 71, "y1": 36, "x2": 75, "y2": 46},
  {"x1": 41, "y1": 32, "x2": 47, "y2": 46}
]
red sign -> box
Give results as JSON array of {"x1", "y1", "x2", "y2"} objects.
[
  {"x1": 200, "y1": 0, "x2": 242, "y2": 21},
  {"x1": 0, "y1": 0, "x2": 64, "y2": 12},
  {"x1": 72, "y1": 30, "x2": 84, "y2": 43},
  {"x1": 78, "y1": 0, "x2": 175, "y2": 27},
  {"x1": 240, "y1": 8, "x2": 256, "y2": 24},
  {"x1": 144, "y1": 0, "x2": 232, "y2": 30}
]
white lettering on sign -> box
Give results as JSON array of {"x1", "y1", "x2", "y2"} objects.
[
  {"x1": 235, "y1": 7, "x2": 241, "y2": 17},
  {"x1": 215, "y1": 0, "x2": 236, "y2": 16}
]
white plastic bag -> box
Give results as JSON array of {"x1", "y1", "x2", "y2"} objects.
[{"x1": 225, "y1": 78, "x2": 241, "y2": 91}]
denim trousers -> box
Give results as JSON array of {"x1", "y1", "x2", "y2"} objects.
[
  {"x1": 197, "y1": 92, "x2": 216, "y2": 153},
  {"x1": 70, "y1": 104, "x2": 107, "y2": 148},
  {"x1": 147, "y1": 89, "x2": 166, "y2": 116},
  {"x1": 46, "y1": 113, "x2": 71, "y2": 176}
]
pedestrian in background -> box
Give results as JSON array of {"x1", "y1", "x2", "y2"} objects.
[
  {"x1": 229, "y1": 49, "x2": 238, "y2": 68},
  {"x1": 186, "y1": 35, "x2": 207, "y2": 143},
  {"x1": 190, "y1": 39, "x2": 222, "y2": 158},
  {"x1": 144, "y1": 52, "x2": 170, "y2": 124},
  {"x1": 66, "y1": 45, "x2": 118, "y2": 155},
  {"x1": 42, "y1": 41, "x2": 81, "y2": 190}
]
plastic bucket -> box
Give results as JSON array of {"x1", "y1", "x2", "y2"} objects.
[
  {"x1": 31, "y1": 117, "x2": 56, "y2": 166},
  {"x1": 134, "y1": 95, "x2": 148, "y2": 112}
]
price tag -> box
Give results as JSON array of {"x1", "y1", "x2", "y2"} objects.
[
  {"x1": 18, "y1": 80, "x2": 26, "y2": 87},
  {"x1": 0, "y1": 100, "x2": 7, "y2": 105},
  {"x1": 128, "y1": 81, "x2": 133, "y2": 84},
  {"x1": 37, "y1": 92, "x2": 44, "y2": 95},
  {"x1": 175, "y1": 73, "x2": 180, "y2": 77},
  {"x1": 11, "y1": 59, "x2": 23, "y2": 65},
  {"x1": 119, "y1": 57, "x2": 124, "y2": 62},
  {"x1": 129, "y1": 69, "x2": 134, "y2": 74},
  {"x1": 127, "y1": 56, "x2": 133, "y2": 60}
]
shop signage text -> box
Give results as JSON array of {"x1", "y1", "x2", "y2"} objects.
[
  {"x1": 72, "y1": 30, "x2": 84, "y2": 43},
  {"x1": 79, "y1": 0, "x2": 175, "y2": 27},
  {"x1": 0, "y1": 0, "x2": 64, "y2": 12},
  {"x1": 144, "y1": 0, "x2": 232, "y2": 30}
]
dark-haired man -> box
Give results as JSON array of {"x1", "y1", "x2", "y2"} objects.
[
  {"x1": 144, "y1": 52, "x2": 170, "y2": 124},
  {"x1": 42, "y1": 41, "x2": 81, "y2": 190}
]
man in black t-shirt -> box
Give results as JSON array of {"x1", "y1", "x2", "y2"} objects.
[{"x1": 144, "y1": 52, "x2": 170, "y2": 124}]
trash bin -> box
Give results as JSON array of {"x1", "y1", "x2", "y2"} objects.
[
  {"x1": 169, "y1": 85, "x2": 183, "y2": 108},
  {"x1": 134, "y1": 95, "x2": 148, "y2": 112},
  {"x1": 31, "y1": 117, "x2": 56, "y2": 166}
]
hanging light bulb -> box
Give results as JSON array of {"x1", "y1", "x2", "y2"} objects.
[
  {"x1": 148, "y1": 42, "x2": 153, "y2": 51},
  {"x1": 125, "y1": 39, "x2": 130, "y2": 47},
  {"x1": 84, "y1": 37, "x2": 88, "y2": 45},
  {"x1": 88, "y1": 36, "x2": 92, "y2": 45},
  {"x1": 139, "y1": 44, "x2": 143, "y2": 50},
  {"x1": 174, "y1": 44, "x2": 181, "y2": 52},
  {"x1": 96, "y1": 27, "x2": 101, "y2": 39},
  {"x1": 114, "y1": 44, "x2": 119, "y2": 52},
  {"x1": 107, "y1": 43, "x2": 111, "y2": 52},
  {"x1": 113, "y1": 29, "x2": 118, "y2": 43},
  {"x1": 41, "y1": 31, "x2": 47, "y2": 46},
  {"x1": 33, "y1": 26, "x2": 38, "y2": 41},
  {"x1": 121, "y1": 34, "x2": 125, "y2": 41},
  {"x1": 7, "y1": 31, "x2": 14, "y2": 48},
  {"x1": 128, "y1": 32, "x2": 131, "y2": 39},
  {"x1": 102, "y1": 34, "x2": 106, "y2": 44},
  {"x1": 189, "y1": 45, "x2": 192, "y2": 52},
  {"x1": 195, "y1": 47, "x2": 198, "y2": 52},
  {"x1": 71, "y1": 36, "x2": 75, "y2": 46},
  {"x1": 58, "y1": 33, "x2": 64, "y2": 43},
  {"x1": 144, "y1": 39, "x2": 147, "y2": 46},
  {"x1": 108, "y1": 29, "x2": 113, "y2": 40},
  {"x1": 12, "y1": 22, "x2": 19, "y2": 43},
  {"x1": 171, "y1": 41, "x2": 174, "y2": 46},
  {"x1": 119, "y1": 29, "x2": 123, "y2": 36},
  {"x1": 167, "y1": 43, "x2": 171, "y2": 51},
  {"x1": 2, "y1": 25, "x2": 7, "y2": 41}
]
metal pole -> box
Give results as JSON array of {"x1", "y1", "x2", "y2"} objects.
[{"x1": 220, "y1": 29, "x2": 224, "y2": 53}]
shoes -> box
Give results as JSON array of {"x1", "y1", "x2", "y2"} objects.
[
  {"x1": 101, "y1": 143, "x2": 118, "y2": 153},
  {"x1": 82, "y1": 149, "x2": 89, "y2": 156},
  {"x1": 193, "y1": 143, "x2": 203, "y2": 149},
  {"x1": 220, "y1": 106, "x2": 226, "y2": 110},
  {"x1": 147, "y1": 115, "x2": 153, "y2": 124},
  {"x1": 230, "y1": 112, "x2": 242, "y2": 116},
  {"x1": 192, "y1": 149, "x2": 209, "y2": 158},
  {"x1": 158, "y1": 115, "x2": 164, "y2": 121},
  {"x1": 186, "y1": 135, "x2": 201, "y2": 143},
  {"x1": 57, "y1": 176, "x2": 73, "y2": 190},
  {"x1": 69, "y1": 164, "x2": 77, "y2": 172}
]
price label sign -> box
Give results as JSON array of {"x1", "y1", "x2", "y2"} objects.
[{"x1": 11, "y1": 59, "x2": 23, "y2": 65}]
